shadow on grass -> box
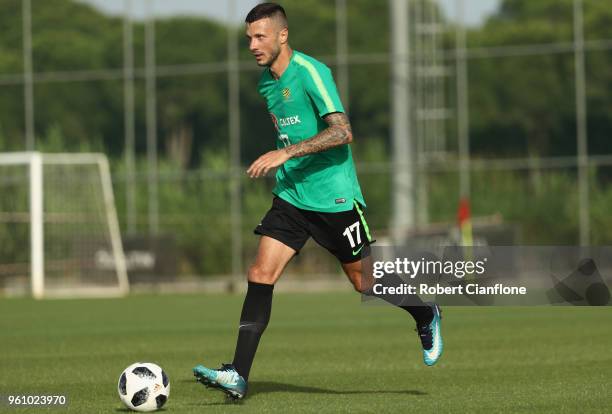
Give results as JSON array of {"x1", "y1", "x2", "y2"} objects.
[
  {"x1": 181, "y1": 378, "x2": 426, "y2": 396},
  {"x1": 185, "y1": 379, "x2": 427, "y2": 406},
  {"x1": 249, "y1": 381, "x2": 427, "y2": 397}
]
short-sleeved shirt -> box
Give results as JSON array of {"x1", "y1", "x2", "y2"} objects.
[{"x1": 257, "y1": 50, "x2": 366, "y2": 213}]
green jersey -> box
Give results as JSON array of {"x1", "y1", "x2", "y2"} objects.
[{"x1": 257, "y1": 50, "x2": 366, "y2": 213}]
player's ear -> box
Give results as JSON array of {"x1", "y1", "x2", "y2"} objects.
[{"x1": 279, "y1": 27, "x2": 288, "y2": 44}]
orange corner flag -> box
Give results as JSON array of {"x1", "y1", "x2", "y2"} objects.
[{"x1": 457, "y1": 197, "x2": 473, "y2": 246}]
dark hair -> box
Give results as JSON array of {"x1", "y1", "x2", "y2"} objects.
[{"x1": 245, "y1": 2, "x2": 287, "y2": 25}]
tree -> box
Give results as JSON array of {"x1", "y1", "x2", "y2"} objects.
[{"x1": 468, "y1": 0, "x2": 612, "y2": 159}]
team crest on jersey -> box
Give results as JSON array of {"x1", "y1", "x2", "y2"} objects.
[{"x1": 281, "y1": 87, "x2": 291, "y2": 100}]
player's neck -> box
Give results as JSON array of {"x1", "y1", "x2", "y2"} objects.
[{"x1": 269, "y1": 46, "x2": 293, "y2": 80}]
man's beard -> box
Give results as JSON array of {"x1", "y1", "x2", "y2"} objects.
[{"x1": 263, "y1": 47, "x2": 281, "y2": 67}]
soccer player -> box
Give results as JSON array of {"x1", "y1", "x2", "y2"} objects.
[{"x1": 193, "y1": 2, "x2": 443, "y2": 400}]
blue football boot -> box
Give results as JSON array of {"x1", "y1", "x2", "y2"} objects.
[
  {"x1": 193, "y1": 363, "x2": 247, "y2": 400},
  {"x1": 416, "y1": 303, "x2": 443, "y2": 366}
]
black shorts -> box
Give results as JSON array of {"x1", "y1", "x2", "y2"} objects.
[{"x1": 254, "y1": 196, "x2": 375, "y2": 264}]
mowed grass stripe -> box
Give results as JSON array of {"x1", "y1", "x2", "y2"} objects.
[{"x1": 0, "y1": 293, "x2": 610, "y2": 413}]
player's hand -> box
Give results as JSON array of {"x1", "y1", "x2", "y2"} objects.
[{"x1": 247, "y1": 149, "x2": 291, "y2": 178}]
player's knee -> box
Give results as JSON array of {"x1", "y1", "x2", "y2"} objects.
[
  {"x1": 247, "y1": 264, "x2": 277, "y2": 285},
  {"x1": 352, "y1": 279, "x2": 366, "y2": 293},
  {"x1": 346, "y1": 269, "x2": 367, "y2": 293}
]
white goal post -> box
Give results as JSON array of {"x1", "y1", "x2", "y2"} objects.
[{"x1": 0, "y1": 152, "x2": 129, "y2": 299}]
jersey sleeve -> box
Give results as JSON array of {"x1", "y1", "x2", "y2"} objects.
[{"x1": 298, "y1": 58, "x2": 345, "y2": 118}]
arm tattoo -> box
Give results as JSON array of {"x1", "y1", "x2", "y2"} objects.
[{"x1": 284, "y1": 112, "x2": 353, "y2": 159}]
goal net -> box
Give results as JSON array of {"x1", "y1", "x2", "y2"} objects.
[{"x1": 0, "y1": 152, "x2": 128, "y2": 298}]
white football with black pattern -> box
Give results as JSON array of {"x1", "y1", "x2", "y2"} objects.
[{"x1": 118, "y1": 362, "x2": 170, "y2": 412}]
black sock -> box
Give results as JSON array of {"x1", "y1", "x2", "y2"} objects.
[
  {"x1": 232, "y1": 281, "x2": 274, "y2": 380},
  {"x1": 364, "y1": 273, "x2": 433, "y2": 325}
]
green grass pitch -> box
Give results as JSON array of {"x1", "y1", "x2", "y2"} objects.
[{"x1": 1, "y1": 292, "x2": 610, "y2": 413}]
